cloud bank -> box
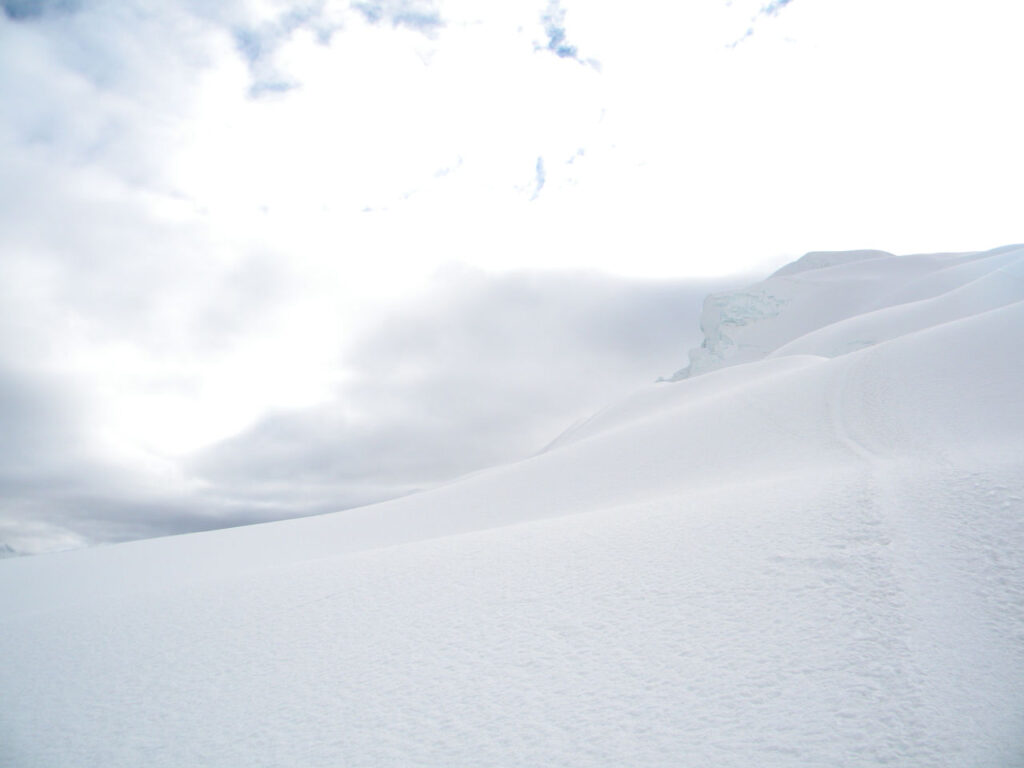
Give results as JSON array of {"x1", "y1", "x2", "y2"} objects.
[
  {"x1": 1, "y1": 0, "x2": 1022, "y2": 554},
  {"x1": 0, "y1": 267, "x2": 732, "y2": 555}
]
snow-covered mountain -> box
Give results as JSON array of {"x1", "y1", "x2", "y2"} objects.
[
  {"x1": 2, "y1": 246, "x2": 1023, "y2": 767},
  {"x1": 672, "y1": 245, "x2": 1024, "y2": 378}
]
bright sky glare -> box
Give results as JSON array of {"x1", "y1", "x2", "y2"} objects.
[{"x1": 159, "y1": 0, "x2": 1023, "y2": 279}]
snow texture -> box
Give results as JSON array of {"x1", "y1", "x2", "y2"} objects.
[{"x1": 2, "y1": 245, "x2": 1023, "y2": 767}]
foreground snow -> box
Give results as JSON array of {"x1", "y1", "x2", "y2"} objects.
[{"x1": 2, "y1": 247, "x2": 1023, "y2": 767}]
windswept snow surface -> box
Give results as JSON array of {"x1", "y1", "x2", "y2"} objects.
[{"x1": 2, "y1": 246, "x2": 1024, "y2": 767}]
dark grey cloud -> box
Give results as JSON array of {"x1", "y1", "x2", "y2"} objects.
[
  {"x1": 0, "y1": 367, "x2": 87, "y2": 479},
  {"x1": 191, "y1": 269, "x2": 738, "y2": 521},
  {"x1": 0, "y1": 366, "x2": 191, "y2": 554},
  {"x1": 0, "y1": 266, "x2": 738, "y2": 555},
  {"x1": 0, "y1": 234, "x2": 739, "y2": 556},
  {"x1": 0, "y1": 360, "x2": 298, "y2": 554}
]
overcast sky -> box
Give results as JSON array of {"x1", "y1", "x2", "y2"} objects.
[{"x1": 1, "y1": 0, "x2": 1021, "y2": 554}]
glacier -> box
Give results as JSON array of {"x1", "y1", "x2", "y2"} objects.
[{"x1": 1, "y1": 245, "x2": 1022, "y2": 767}]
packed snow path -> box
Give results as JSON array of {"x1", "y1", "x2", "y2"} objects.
[{"x1": 2, "y1": 247, "x2": 1023, "y2": 766}]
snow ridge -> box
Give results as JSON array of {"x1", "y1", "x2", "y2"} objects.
[{"x1": 669, "y1": 245, "x2": 1024, "y2": 379}]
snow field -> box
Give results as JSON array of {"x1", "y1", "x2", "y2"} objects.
[{"x1": 2, "y1": 245, "x2": 1023, "y2": 766}]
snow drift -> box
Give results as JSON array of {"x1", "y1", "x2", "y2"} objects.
[{"x1": 2, "y1": 246, "x2": 1023, "y2": 767}]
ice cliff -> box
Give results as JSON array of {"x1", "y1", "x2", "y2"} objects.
[{"x1": 671, "y1": 245, "x2": 1024, "y2": 379}]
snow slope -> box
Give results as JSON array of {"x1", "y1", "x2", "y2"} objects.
[
  {"x1": 670, "y1": 245, "x2": 1024, "y2": 378},
  {"x1": 2, "y1": 246, "x2": 1023, "y2": 767}
]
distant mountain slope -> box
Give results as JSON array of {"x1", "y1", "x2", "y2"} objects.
[
  {"x1": 2, "y1": 247, "x2": 1022, "y2": 767},
  {"x1": 670, "y1": 244, "x2": 1023, "y2": 378}
]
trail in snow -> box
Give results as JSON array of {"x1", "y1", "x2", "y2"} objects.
[{"x1": 2, "y1": 246, "x2": 1023, "y2": 767}]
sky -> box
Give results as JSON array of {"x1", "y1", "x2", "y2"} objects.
[{"x1": 1, "y1": 0, "x2": 1021, "y2": 554}]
